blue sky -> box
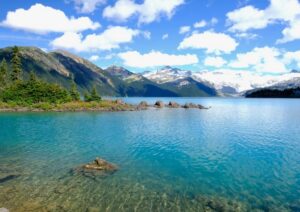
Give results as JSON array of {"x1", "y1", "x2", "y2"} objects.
[{"x1": 0, "y1": 0, "x2": 300, "y2": 73}]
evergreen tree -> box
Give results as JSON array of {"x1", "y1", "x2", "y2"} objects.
[
  {"x1": 69, "y1": 80, "x2": 80, "y2": 101},
  {"x1": 0, "y1": 59, "x2": 8, "y2": 87},
  {"x1": 29, "y1": 70, "x2": 37, "y2": 82},
  {"x1": 84, "y1": 92, "x2": 91, "y2": 102},
  {"x1": 90, "y1": 85, "x2": 101, "y2": 101},
  {"x1": 11, "y1": 46, "x2": 22, "y2": 82}
]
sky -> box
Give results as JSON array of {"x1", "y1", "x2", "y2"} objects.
[{"x1": 0, "y1": 0, "x2": 300, "y2": 73}]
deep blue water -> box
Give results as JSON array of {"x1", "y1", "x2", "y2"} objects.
[{"x1": 0, "y1": 98, "x2": 300, "y2": 211}]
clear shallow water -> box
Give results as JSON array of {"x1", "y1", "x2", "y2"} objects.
[{"x1": 0, "y1": 98, "x2": 300, "y2": 211}]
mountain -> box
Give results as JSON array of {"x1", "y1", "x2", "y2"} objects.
[
  {"x1": 245, "y1": 87, "x2": 300, "y2": 98},
  {"x1": 104, "y1": 65, "x2": 178, "y2": 97},
  {"x1": 143, "y1": 67, "x2": 300, "y2": 96},
  {"x1": 142, "y1": 66, "x2": 217, "y2": 96},
  {"x1": 0, "y1": 46, "x2": 125, "y2": 96},
  {"x1": 245, "y1": 76, "x2": 300, "y2": 98}
]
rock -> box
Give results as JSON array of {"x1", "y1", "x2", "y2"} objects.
[
  {"x1": 168, "y1": 101, "x2": 180, "y2": 108},
  {"x1": 0, "y1": 174, "x2": 19, "y2": 184},
  {"x1": 182, "y1": 103, "x2": 209, "y2": 109},
  {"x1": 0, "y1": 208, "x2": 9, "y2": 212},
  {"x1": 73, "y1": 157, "x2": 118, "y2": 178},
  {"x1": 115, "y1": 99, "x2": 125, "y2": 105},
  {"x1": 137, "y1": 101, "x2": 148, "y2": 110},
  {"x1": 182, "y1": 103, "x2": 198, "y2": 109},
  {"x1": 84, "y1": 158, "x2": 118, "y2": 172},
  {"x1": 154, "y1": 101, "x2": 164, "y2": 108}
]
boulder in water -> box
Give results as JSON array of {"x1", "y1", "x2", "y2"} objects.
[
  {"x1": 168, "y1": 101, "x2": 180, "y2": 108},
  {"x1": 182, "y1": 103, "x2": 209, "y2": 109},
  {"x1": 154, "y1": 101, "x2": 164, "y2": 108},
  {"x1": 73, "y1": 157, "x2": 118, "y2": 178},
  {"x1": 137, "y1": 101, "x2": 148, "y2": 110},
  {"x1": 83, "y1": 158, "x2": 118, "y2": 172}
]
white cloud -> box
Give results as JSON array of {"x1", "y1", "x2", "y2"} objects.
[
  {"x1": 277, "y1": 18, "x2": 300, "y2": 43},
  {"x1": 179, "y1": 26, "x2": 190, "y2": 34},
  {"x1": 178, "y1": 31, "x2": 238, "y2": 54},
  {"x1": 118, "y1": 51, "x2": 198, "y2": 68},
  {"x1": 103, "y1": 0, "x2": 184, "y2": 24},
  {"x1": 283, "y1": 51, "x2": 300, "y2": 68},
  {"x1": 72, "y1": 0, "x2": 106, "y2": 13},
  {"x1": 51, "y1": 26, "x2": 140, "y2": 52},
  {"x1": 162, "y1": 34, "x2": 169, "y2": 39},
  {"x1": 229, "y1": 47, "x2": 288, "y2": 73},
  {"x1": 89, "y1": 55, "x2": 100, "y2": 61},
  {"x1": 226, "y1": 0, "x2": 300, "y2": 43},
  {"x1": 193, "y1": 20, "x2": 207, "y2": 28},
  {"x1": 235, "y1": 32, "x2": 258, "y2": 40},
  {"x1": 204, "y1": 56, "x2": 227, "y2": 68},
  {"x1": 0, "y1": 3, "x2": 100, "y2": 34},
  {"x1": 227, "y1": 6, "x2": 268, "y2": 32}
]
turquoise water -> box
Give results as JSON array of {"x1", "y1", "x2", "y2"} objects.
[{"x1": 0, "y1": 98, "x2": 300, "y2": 211}]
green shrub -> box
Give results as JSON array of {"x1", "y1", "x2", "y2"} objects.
[{"x1": 0, "y1": 78, "x2": 71, "y2": 104}]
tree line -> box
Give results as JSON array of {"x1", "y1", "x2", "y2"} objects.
[{"x1": 0, "y1": 46, "x2": 101, "y2": 104}]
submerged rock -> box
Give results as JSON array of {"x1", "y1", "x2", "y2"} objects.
[
  {"x1": 168, "y1": 101, "x2": 180, "y2": 108},
  {"x1": 0, "y1": 208, "x2": 9, "y2": 212},
  {"x1": 154, "y1": 101, "x2": 164, "y2": 108},
  {"x1": 73, "y1": 158, "x2": 118, "y2": 178},
  {"x1": 0, "y1": 174, "x2": 19, "y2": 184},
  {"x1": 84, "y1": 158, "x2": 118, "y2": 172}
]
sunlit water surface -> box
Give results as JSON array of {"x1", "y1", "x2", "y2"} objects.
[{"x1": 0, "y1": 98, "x2": 300, "y2": 211}]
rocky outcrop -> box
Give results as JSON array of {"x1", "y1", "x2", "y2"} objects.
[
  {"x1": 73, "y1": 158, "x2": 118, "y2": 178},
  {"x1": 115, "y1": 99, "x2": 125, "y2": 105},
  {"x1": 83, "y1": 158, "x2": 118, "y2": 172},
  {"x1": 168, "y1": 101, "x2": 180, "y2": 108},
  {"x1": 137, "y1": 101, "x2": 148, "y2": 110},
  {"x1": 154, "y1": 101, "x2": 164, "y2": 108},
  {"x1": 182, "y1": 103, "x2": 208, "y2": 109}
]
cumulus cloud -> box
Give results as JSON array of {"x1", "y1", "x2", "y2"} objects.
[
  {"x1": 103, "y1": 0, "x2": 184, "y2": 24},
  {"x1": 283, "y1": 51, "x2": 300, "y2": 68},
  {"x1": 178, "y1": 31, "x2": 238, "y2": 54},
  {"x1": 0, "y1": 3, "x2": 100, "y2": 34},
  {"x1": 179, "y1": 26, "x2": 190, "y2": 34},
  {"x1": 229, "y1": 47, "x2": 288, "y2": 73},
  {"x1": 226, "y1": 0, "x2": 300, "y2": 43},
  {"x1": 118, "y1": 51, "x2": 198, "y2": 68},
  {"x1": 204, "y1": 56, "x2": 227, "y2": 68},
  {"x1": 71, "y1": 0, "x2": 106, "y2": 13},
  {"x1": 89, "y1": 55, "x2": 100, "y2": 61},
  {"x1": 51, "y1": 26, "x2": 140, "y2": 52}
]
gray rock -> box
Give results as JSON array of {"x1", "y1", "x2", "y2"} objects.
[
  {"x1": 0, "y1": 208, "x2": 9, "y2": 212},
  {"x1": 168, "y1": 101, "x2": 180, "y2": 108},
  {"x1": 154, "y1": 101, "x2": 164, "y2": 108}
]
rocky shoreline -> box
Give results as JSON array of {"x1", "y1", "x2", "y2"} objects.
[{"x1": 0, "y1": 100, "x2": 210, "y2": 112}]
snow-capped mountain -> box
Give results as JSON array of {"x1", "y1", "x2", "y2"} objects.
[{"x1": 142, "y1": 66, "x2": 300, "y2": 96}]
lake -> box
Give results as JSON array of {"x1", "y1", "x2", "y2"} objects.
[{"x1": 0, "y1": 98, "x2": 300, "y2": 211}]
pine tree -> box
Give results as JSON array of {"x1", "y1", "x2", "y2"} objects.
[
  {"x1": 84, "y1": 92, "x2": 91, "y2": 102},
  {"x1": 11, "y1": 46, "x2": 22, "y2": 82},
  {"x1": 69, "y1": 80, "x2": 80, "y2": 101},
  {"x1": 90, "y1": 85, "x2": 101, "y2": 101},
  {"x1": 29, "y1": 70, "x2": 37, "y2": 82},
  {"x1": 0, "y1": 58, "x2": 8, "y2": 87}
]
